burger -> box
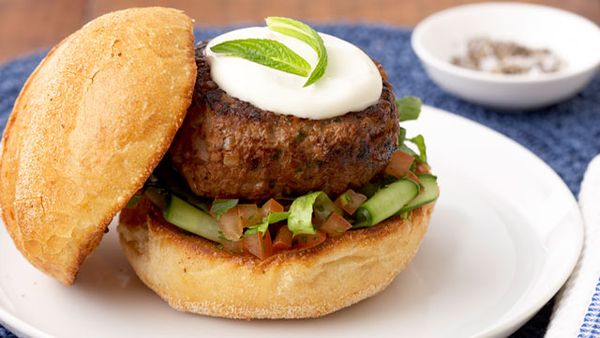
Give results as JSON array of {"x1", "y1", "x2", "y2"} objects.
[{"x1": 0, "y1": 7, "x2": 439, "y2": 319}]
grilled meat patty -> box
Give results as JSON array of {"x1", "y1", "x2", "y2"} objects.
[{"x1": 169, "y1": 43, "x2": 399, "y2": 200}]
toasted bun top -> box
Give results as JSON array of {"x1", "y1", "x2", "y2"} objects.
[{"x1": 0, "y1": 7, "x2": 196, "y2": 284}]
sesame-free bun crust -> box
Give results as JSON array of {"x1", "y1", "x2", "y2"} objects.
[
  {"x1": 0, "y1": 7, "x2": 196, "y2": 285},
  {"x1": 118, "y1": 200, "x2": 434, "y2": 319}
]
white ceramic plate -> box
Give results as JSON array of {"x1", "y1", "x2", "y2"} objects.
[{"x1": 0, "y1": 106, "x2": 583, "y2": 338}]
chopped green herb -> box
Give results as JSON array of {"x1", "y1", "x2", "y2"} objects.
[
  {"x1": 398, "y1": 126, "x2": 407, "y2": 147},
  {"x1": 210, "y1": 199, "x2": 239, "y2": 220},
  {"x1": 244, "y1": 211, "x2": 290, "y2": 236},
  {"x1": 245, "y1": 220, "x2": 269, "y2": 236},
  {"x1": 288, "y1": 191, "x2": 324, "y2": 236},
  {"x1": 407, "y1": 135, "x2": 427, "y2": 163},
  {"x1": 399, "y1": 143, "x2": 417, "y2": 157},
  {"x1": 396, "y1": 96, "x2": 422, "y2": 122},
  {"x1": 266, "y1": 16, "x2": 328, "y2": 87},
  {"x1": 339, "y1": 193, "x2": 350, "y2": 205},
  {"x1": 267, "y1": 212, "x2": 290, "y2": 223},
  {"x1": 313, "y1": 193, "x2": 342, "y2": 221},
  {"x1": 294, "y1": 130, "x2": 307, "y2": 143}
]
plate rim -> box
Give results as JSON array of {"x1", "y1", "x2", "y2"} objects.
[
  {"x1": 420, "y1": 105, "x2": 583, "y2": 337},
  {"x1": 0, "y1": 305, "x2": 52, "y2": 338}
]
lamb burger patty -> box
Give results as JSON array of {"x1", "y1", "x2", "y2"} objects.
[{"x1": 169, "y1": 43, "x2": 399, "y2": 200}]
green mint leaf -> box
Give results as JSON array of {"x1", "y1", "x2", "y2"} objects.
[
  {"x1": 210, "y1": 199, "x2": 239, "y2": 220},
  {"x1": 396, "y1": 96, "x2": 422, "y2": 122},
  {"x1": 288, "y1": 191, "x2": 324, "y2": 236},
  {"x1": 266, "y1": 17, "x2": 328, "y2": 87},
  {"x1": 211, "y1": 38, "x2": 311, "y2": 77},
  {"x1": 407, "y1": 135, "x2": 427, "y2": 163}
]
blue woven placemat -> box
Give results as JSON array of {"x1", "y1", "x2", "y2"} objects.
[
  {"x1": 580, "y1": 279, "x2": 600, "y2": 336},
  {"x1": 0, "y1": 24, "x2": 598, "y2": 337}
]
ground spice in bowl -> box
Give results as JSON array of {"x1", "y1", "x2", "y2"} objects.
[{"x1": 451, "y1": 37, "x2": 563, "y2": 75}]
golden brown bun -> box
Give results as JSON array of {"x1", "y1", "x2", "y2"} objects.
[
  {"x1": 0, "y1": 7, "x2": 196, "y2": 285},
  {"x1": 118, "y1": 200, "x2": 434, "y2": 319}
]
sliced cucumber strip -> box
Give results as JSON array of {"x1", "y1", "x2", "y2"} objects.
[
  {"x1": 163, "y1": 195, "x2": 222, "y2": 243},
  {"x1": 354, "y1": 179, "x2": 419, "y2": 227},
  {"x1": 401, "y1": 174, "x2": 439, "y2": 212}
]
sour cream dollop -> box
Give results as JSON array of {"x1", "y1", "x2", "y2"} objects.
[{"x1": 205, "y1": 27, "x2": 383, "y2": 120}]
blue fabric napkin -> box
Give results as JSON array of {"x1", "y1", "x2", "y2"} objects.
[
  {"x1": 580, "y1": 280, "x2": 600, "y2": 336},
  {"x1": 0, "y1": 24, "x2": 598, "y2": 338}
]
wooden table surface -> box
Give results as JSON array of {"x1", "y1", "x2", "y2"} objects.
[{"x1": 0, "y1": 0, "x2": 598, "y2": 63}]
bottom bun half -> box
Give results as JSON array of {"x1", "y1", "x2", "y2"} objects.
[{"x1": 117, "y1": 200, "x2": 434, "y2": 319}]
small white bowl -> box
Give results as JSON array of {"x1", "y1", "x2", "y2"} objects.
[{"x1": 412, "y1": 2, "x2": 600, "y2": 110}]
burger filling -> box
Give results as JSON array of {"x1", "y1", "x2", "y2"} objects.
[
  {"x1": 125, "y1": 18, "x2": 439, "y2": 260},
  {"x1": 128, "y1": 96, "x2": 438, "y2": 260}
]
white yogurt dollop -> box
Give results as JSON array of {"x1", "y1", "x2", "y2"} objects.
[{"x1": 205, "y1": 27, "x2": 383, "y2": 120}]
